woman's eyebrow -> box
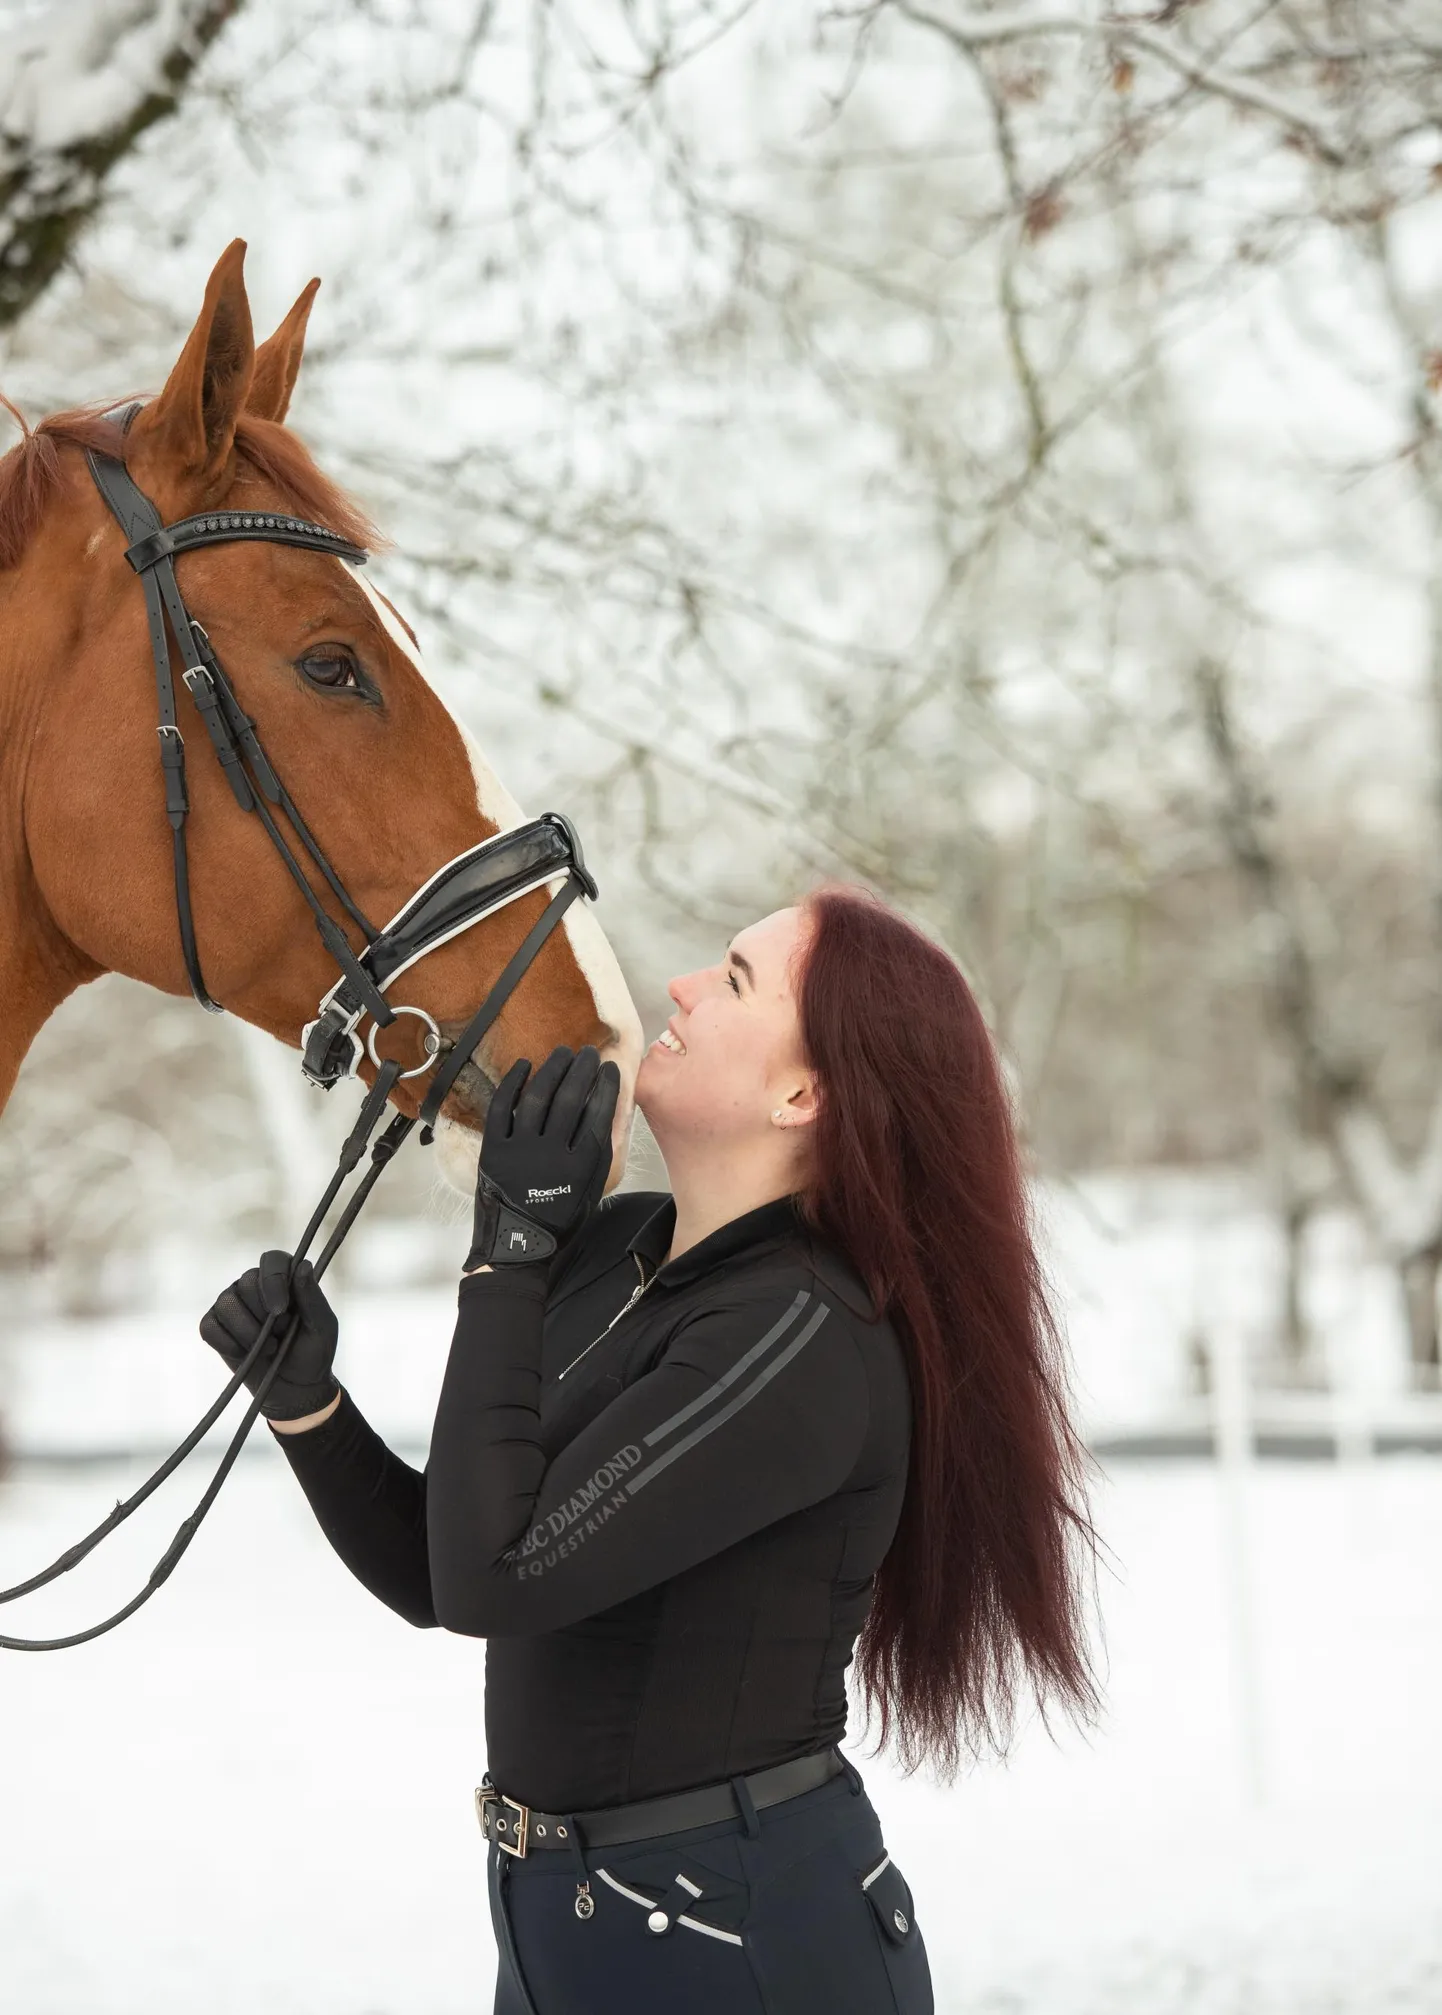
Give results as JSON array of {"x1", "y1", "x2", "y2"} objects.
[{"x1": 728, "y1": 949, "x2": 756, "y2": 989}]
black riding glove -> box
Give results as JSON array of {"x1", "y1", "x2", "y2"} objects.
[
  {"x1": 467, "y1": 1044, "x2": 621, "y2": 1270},
  {"x1": 199, "y1": 1249, "x2": 340, "y2": 1421}
]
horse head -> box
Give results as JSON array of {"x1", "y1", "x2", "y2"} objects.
[{"x1": 0, "y1": 241, "x2": 642, "y2": 1186}]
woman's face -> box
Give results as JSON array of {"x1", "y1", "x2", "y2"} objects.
[{"x1": 637, "y1": 907, "x2": 816, "y2": 1148}]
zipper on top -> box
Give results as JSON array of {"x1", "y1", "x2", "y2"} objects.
[{"x1": 557, "y1": 1251, "x2": 655, "y2": 1382}]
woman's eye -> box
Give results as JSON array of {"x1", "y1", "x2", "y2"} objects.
[
  {"x1": 298, "y1": 648, "x2": 360, "y2": 691},
  {"x1": 727, "y1": 970, "x2": 742, "y2": 996}
]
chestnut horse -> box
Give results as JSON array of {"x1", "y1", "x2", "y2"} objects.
[{"x1": 0, "y1": 242, "x2": 641, "y2": 1189}]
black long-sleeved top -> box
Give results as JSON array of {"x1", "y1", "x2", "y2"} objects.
[{"x1": 277, "y1": 1192, "x2": 912, "y2": 1812}]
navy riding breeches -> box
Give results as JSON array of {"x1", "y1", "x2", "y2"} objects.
[{"x1": 486, "y1": 1754, "x2": 934, "y2": 2014}]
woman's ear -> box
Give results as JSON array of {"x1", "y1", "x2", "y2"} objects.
[{"x1": 771, "y1": 1075, "x2": 819, "y2": 1129}]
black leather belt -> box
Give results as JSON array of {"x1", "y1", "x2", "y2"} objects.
[{"x1": 475, "y1": 1747, "x2": 846, "y2": 1857}]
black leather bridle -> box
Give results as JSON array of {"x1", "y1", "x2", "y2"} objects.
[
  {"x1": 84, "y1": 407, "x2": 598, "y2": 1137},
  {"x1": 0, "y1": 418, "x2": 609, "y2": 1652}
]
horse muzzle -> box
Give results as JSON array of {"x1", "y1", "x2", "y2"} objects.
[{"x1": 299, "y1": 812, "x2": 596, "y2": 1096}]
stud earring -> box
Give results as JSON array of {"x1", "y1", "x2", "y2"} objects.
[{"x1": 772, "y1": 1109, "x2": 784, "y2": 1122}]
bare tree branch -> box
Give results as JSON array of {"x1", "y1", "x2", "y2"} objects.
[
  {"x1": 0, "y1": 0, "x2": 243, "y2": 329},
  {"x1": 889, "y1": 2, "x2": 1343, "y2": 158}
]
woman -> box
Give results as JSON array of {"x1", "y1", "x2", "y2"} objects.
[{"x1": 201, "y1": 886, "x2": 1096, "y2": 2015}]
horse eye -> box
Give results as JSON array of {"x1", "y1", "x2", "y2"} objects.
[{"x1": 298, "y1": 648, "x2": 360, "y2": 691}]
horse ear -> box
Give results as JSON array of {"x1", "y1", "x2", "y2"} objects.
[
  {"x1": 248, "y1": 278, "x2": 320, "y2": 423},
  {"x1": 128, "y1": 239, "x2": 255, "y2": 506}
]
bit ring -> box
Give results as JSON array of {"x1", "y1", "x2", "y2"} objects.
[{"x1": 366, "y1": 1003, "x2": 442, "y2": 1080}]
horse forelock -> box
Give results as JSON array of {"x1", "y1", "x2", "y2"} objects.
[
  {"x1": 0, "y1": 398, "x2": 381, "y2": 572},
  {"x1": 226, "y1": 414, "x2": 382, "y2": 553},
  {"x1": 0, "y1": 399, "x2": 127, "y2": 571}
]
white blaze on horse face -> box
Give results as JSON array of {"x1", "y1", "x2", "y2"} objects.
[
  {"x1": 345, "y1": 569, "x2": 642, "y2": 1189},
  {"x1": 455, "y1": 727, "x2": 643, "y2": 1064}
]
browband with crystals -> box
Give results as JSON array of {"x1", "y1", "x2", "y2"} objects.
[{"x1": 124, "y1": 512, "x2": 368, "y2": 574}]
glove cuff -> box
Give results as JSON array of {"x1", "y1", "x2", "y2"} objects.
[
  {"x1": 260, "y1": 1375, "x2": 341, "y2": 1423},
  {"x1": 465, "y1": 1183, "x2": 559, "y2": 1269}
]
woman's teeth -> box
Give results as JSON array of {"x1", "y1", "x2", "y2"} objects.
[{"x1": 655, "y1": 1028, "x2": 686, "y2": 1055}]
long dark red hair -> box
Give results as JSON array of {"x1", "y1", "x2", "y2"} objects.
[{"x1": 795, "y1": 885, "x2": 1097, "y2": 1778}]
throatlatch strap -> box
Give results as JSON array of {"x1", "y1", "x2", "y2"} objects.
[{"x1": 138, "y1": 515, "x2": 222, "y2": 1009}]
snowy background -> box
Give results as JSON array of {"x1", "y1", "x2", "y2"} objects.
[
  {"x1": 3, "y1": 1388, "x2": 1441, "y2": 2013},
  {"x1": 6, "y1": 3, "x2": 1442, "y2": 2010},
  {"x1": 4, "y1": 1199, "x2": 1442, "y2": 2012}
]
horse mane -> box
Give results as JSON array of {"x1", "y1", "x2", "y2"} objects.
[{"x1": 0, "y1": 394, "x2": 382, "y2": 572}]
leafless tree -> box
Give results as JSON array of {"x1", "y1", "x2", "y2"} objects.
[
  {"x1": 683, "y1": 0, "x2": 1442, "y2": 1378},
  {"x1": 0, "y1": 0, "x2": 245, "y2": 328},
  {"x1": 6, "y1": 0, "x2": 1442, "y2": 1394}
]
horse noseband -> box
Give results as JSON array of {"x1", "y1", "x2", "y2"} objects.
[{"x1": 300, "y1": 811, "x2": 599, "y2": 1112}]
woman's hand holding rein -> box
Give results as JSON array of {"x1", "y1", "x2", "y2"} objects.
[
  {"x1": 198, "y1": 1046, "x2": 616, "y2": 1435},
  {"x1": 198, "y1": 1251, "x2": 341, "y2": 1431}
]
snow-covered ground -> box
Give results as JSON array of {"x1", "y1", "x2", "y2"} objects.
[
  {"x1": 2, "y1": 1171, "x2": 1428, "y2": 1463},
  {"x1": 3, "y1": 1447, "x2": 1440, "y2": 2013},
  {"x1": 2, "y1": 1188, "x2": 1439, "y2": 2011}
]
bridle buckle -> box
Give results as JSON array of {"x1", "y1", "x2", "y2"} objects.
[
  {"x1": 475, "y1": 1782, "x2": 530, "y2": 1857},
  {"x1": 299, "y1": 1001, "x2": 365, "y2": 1089}
]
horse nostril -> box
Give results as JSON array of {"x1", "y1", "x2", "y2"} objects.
[
  {"x1": 599, "y1": 1024, "x2": 640, "y2": 1080},
  {"x1": 428, "y1": 1024, "x2": 498, "y2": 1130},
  {"x1": 456, "y1": 1064, "x2": 496, "y2": 1125}
]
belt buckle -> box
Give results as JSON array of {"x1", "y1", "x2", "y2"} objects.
[{"x1": 475, "y1": 1782, "x2": 530, "y2": 1858}]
